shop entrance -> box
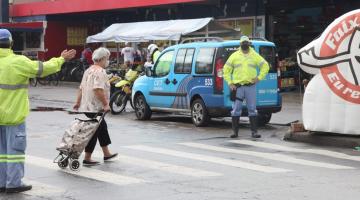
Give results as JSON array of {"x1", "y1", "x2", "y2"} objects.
[{"x1": 265, "y1": 0, "x2": 360, "y2": 91}]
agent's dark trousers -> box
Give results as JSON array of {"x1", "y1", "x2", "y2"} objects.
[{"x1": 84, "y1": 113, "x2": 111, "y2": 153}]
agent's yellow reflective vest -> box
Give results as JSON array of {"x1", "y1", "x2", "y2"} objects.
[
  {"x1": 0, "y1": 48, "x2": 65, "y2": 125},
  {"x1": 223, "y1": 48, "x2": 269, "y2": 85}
]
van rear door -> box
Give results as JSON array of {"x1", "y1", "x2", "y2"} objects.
[
  {"x1": 219, "y1": 44, "x2": 279, "y2": 108},
  {"x1": 255, "y1": 45, "x2": 279, "y2": 107}
]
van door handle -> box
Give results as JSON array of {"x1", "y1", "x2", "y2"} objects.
[
  {"x1": 172, "y1": 79, "x2": 178, "y2": 85},
  {"x1": 165, "y1": 78, "x2": 170, "y2": 85}
]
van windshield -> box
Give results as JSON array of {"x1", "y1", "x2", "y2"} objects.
[{"x1": 220, "y1": 45, "x2": 277, "y2": 73}]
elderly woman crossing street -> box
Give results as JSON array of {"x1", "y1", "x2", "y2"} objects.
[{"x1": 73, "y1": 47, "x2": 118, "y2": 166}]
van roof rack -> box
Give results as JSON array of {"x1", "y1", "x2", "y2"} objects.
[
  {"x1": 180, "y1": 37, "x2": 224, "y2": 44},
  {"x1": 248, "y1": 37, "x2": 267, "y2": 41}
]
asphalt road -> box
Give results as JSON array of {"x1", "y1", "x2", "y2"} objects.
[{"x1": 1, "y1": 84, "x2": 359, "y2": 200}]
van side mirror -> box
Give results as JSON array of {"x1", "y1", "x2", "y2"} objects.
[{"x1": 145, "y1": 66, "x2": 153, "y2": 77}]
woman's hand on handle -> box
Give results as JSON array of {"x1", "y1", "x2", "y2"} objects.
[{"x1": 103, "y1": 104, "x2": 111, "y2": 112}]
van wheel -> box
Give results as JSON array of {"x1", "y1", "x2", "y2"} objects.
[
  {"x1": 134, "y1": 94, "x2": 152, "y2": 120},
  {"x1": 191, "y1": 99, "x2": 209, "y2": 127},
  {"x1": 258, "y1": 113, "x2": 272, "y2": 126}
]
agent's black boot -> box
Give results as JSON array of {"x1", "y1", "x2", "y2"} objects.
[
  {"x1": 249, "y1": 116, "x2": 261, "y2": 138},
  {"x1": 230, "y1": 116, "x2": 240, "y2": 138}
]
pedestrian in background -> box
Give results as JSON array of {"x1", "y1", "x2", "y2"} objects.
[
  {"x1": 73, "y1": 47, "x2": 118, "y2": 166},
  {"x1": 223, "y1": 36, "x2": 270, "y2": 138},
  {"x1": 121, "y1": 42, "x2": 135, "y2": 68},
  {"x1": 0, "y1": 29, "x2": 76, "y2": 193},
  {"x1": 81, "y1": 43, "x2": 94, "y2": 65},
  {"x1": 147, "y1": 43, "x2": 161, "y2": 64}
]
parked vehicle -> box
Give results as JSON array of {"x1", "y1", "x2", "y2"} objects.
[
  {"x1": 132, "y1": 37, "x2": 281, "y2": 126},
  {"x1": 109, "y1": 66, "x2": 142, "y2": 114},
  {"x1": 29, "y1": 72, "x2": 60, "y2": 86},
  {"x1": 70, "y1": 60, "x2": 89, "y2": 82}
]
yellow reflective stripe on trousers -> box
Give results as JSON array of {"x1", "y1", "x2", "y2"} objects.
[
  {"x1": 37, "y1": 61, "x2": 44, "y2": 77},
  {"x1": 0, "y1": 159, "x2": 25, "y2": 163},
  {"x1": 0, "y1": 84, "x2": 28, "y2": 90},
  {"x1": 0, "y1": 154, "x2": 25, "y2": 158}
]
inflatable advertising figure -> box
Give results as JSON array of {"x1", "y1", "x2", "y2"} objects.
[{"x1": 297, "y1": 9, "x2": 360, "y2": 135}]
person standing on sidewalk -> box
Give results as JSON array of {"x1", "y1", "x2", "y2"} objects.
[
  {"x1": 81, "y1": 43, "x2": 94, "y2": 66},
  {"x1": 0, "y1": 28, "x2": 76, "y2": 193},
  {"x1": 73, "y1": 47, "x2": 118, "y2": 166},
  {"x1": 223, "y1": 36, "x2": 269, "y2": 138}
]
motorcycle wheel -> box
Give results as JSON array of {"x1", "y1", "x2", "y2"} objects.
[
  {"x1": 71, "y1": 68, "x2": 84, "y2": 82},
  {"x1": 110, "y1": 90, "x2": 128, "y2": 115},
  {"x1": 29, "y1": 78, "x2": 37, "y2": 87},
  {"x1": 37, "y1": 77, "x2": 50, "y2": 85}
]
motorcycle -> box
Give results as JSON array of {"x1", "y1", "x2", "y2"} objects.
[{"x1": 109, "y1": 66, "x2": 142, "y2": 114}]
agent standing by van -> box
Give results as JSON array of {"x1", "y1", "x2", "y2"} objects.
[{"x1": 223, "y1": 36, "x2": 269, "y2": 138}]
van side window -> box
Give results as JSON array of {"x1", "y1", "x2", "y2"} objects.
[
  {"x1": 154, "y1": 50, "x2": 174, "y2": 77},
  {"x1": 259, "y1": 46, "x2": 276, "y2": 73},
  {"x1": 175, "y1": 48, "x2": 195, "y2": 74},
  {"x1": 195, "y1": 48, "x2": 215, "y2": 74}
]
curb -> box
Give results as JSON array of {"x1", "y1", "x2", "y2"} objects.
[{"x1": 284, "y1": 131, "x2": 360, "y2": 149}]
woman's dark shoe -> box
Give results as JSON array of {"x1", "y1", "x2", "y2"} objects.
[
  {"x1": 82, "y1": 160, "x2": 100, "y2": 166},
  {"x1": 5, "y1": 184, "x2": 32, "y2": 193},
  {"x1": 104, "y1": 153, "x2": 118, "y2": 162}
]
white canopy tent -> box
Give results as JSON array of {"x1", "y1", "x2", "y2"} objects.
[{"x1": 86, "y1": 17, "x2": 234, "y2": 43}]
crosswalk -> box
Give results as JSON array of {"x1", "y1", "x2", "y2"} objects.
[{"x1": 16, "y1": 140, "x2": 359, "y2": 198}]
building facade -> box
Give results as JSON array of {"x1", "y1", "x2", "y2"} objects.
[{"x1": 1, "y1": 0, "x2": 266, "y2": 59}]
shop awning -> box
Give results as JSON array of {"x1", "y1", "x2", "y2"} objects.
[
  {"x1": 87, "y1": 18, "x2": 226, "y2": 43},
  {"x1": 0, "y1": 22, "x2": 44, "y2": 32}
]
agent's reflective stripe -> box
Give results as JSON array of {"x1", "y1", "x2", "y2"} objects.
[
  {"x1": 248, "y1": 63, "x2": 256, "y2": 68},
  {"x1": 0, "y1": 155, "x2": 25, "y2": 163},
  {"x1": 259, "y1": 61, "x2": 265, "y2": 67},
  {"x1": 37, "y1": 61, "x2": 44, "y2": 77},
  {"x1": 224, "y1": 62, "x2": 233, "y2": 68},
  {"x1": 0, "y1": 154, "x2": 25, "y2": 158},
  {"x1": 234, "y1": 63, "x2": 242, "y2": 68},
  {"x1": 0, "y1": 159, "x2": 25, "y2": 163},
  {"x1": 0, "y1": 84, "x2": 28, "y2": 90}
]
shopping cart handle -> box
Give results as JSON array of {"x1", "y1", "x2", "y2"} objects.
[{"x1": 99, "y1": 111, "x2": 109, "y2": 122}]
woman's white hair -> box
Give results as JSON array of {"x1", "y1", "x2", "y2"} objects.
[{"x1": 92, "y1": 47, "x2": 110, "y2": 62}]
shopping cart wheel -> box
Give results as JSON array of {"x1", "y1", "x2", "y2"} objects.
[
  {"x1": 69, "y1": 159, "x2": 80, "y2": 171},
  {"x1": 58, "y1": 158, "x2": 69, "y2": 169}
]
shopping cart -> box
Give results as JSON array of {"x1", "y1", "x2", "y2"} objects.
[{"x1": 53, "y1": 112, "x2": 107, "y2": 171}]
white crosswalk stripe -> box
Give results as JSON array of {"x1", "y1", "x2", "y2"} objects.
[
  {"x1": 26, "y1": 155, "x2": 147, "y2": 186},
  {"x1": 125, "y1": 145, "x2": 291, "y2": 173},
  {"x1": 180, "y1": 142, "x2": 355, "y2": 170},
  {"x1": 92, "y1": 151, "x2": 222, "y2": 177},
  {"x1": 229, "y1": 140, "x2": 360, "y2": 162}
]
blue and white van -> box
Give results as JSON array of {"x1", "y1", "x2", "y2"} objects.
[{"x1": 132, "y1": 38, "x2": 282, "y2": 126}]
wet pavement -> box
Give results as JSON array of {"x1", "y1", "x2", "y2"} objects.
[{"x1": 1, "y1": 84, "x2": 360, "y2": 200}]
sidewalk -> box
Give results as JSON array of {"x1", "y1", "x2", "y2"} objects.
[{"x1": 29, "y1": 82, "x2": 79, "y2": 109}]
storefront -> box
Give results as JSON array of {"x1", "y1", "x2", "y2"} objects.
[
  {"x1": 4, "y1": 0, "x2": 267, "y2": 59},
  {"x1": 0, "y1": 21, "x2": 44, "y2": 59},
  {"x1": 265, "y1": 0, "x2": 359, "y2": 91}
]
